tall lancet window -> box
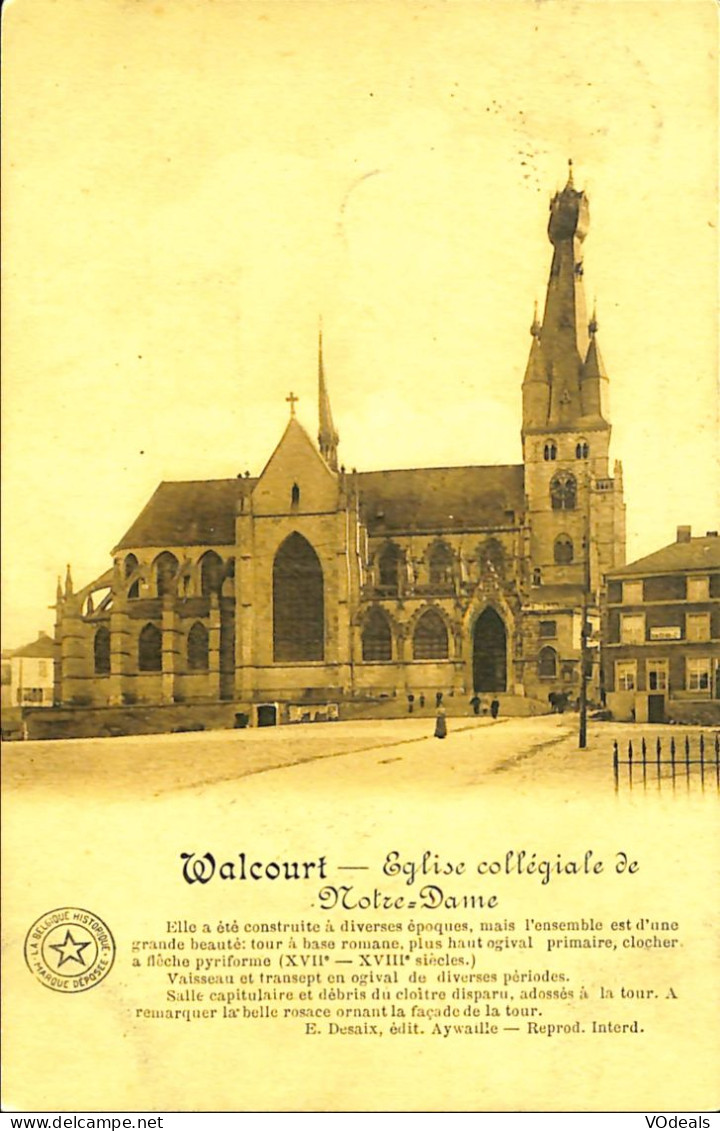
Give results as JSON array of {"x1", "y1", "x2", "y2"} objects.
[{"x1": 273, "y1": 533, "x2": 324, "y2": 662}]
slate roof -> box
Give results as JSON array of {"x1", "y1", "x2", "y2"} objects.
[
  {"x1": 113, "y1": 464, "x2": 526, "y2": 550},
  {"x1": 114, "y1": 479, "x2": 251, "y2": 550},
  {"x1": 357, "y1": 465, "x2": 525, "y2": 533},
  {"x1": 13, "y1": 633, "x2": 55, "y2": 658},
  {"x1": 607, "y1": 536, "x2": 720, "y2": 578}
]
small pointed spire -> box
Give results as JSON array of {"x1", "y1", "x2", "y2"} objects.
[
  {"x1": 530, "y1": 299, "x2": 541, "y2": 338},
  {"x1": 56, "y1": 576, "x2": 63, "y2": 603},
  {"x1": 318, "y1": 317, "x2": 339, "y2": 470},
  {"x1": 588, "y1": 299, "x2": 598, "y2": 336},
  {"x1": 567, "y1": 157, "x2": 574, "y2": 187},
  {"x1": 64, "y1": 563, "x2": 73, "y2": 597}
]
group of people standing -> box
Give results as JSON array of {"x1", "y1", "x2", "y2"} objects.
[{"x1": 406, "y1": 689, "x2": 501, "y2": 740}]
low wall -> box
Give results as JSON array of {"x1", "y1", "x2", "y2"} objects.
[{"x1": 21, "y1": 702, "x2": 241, "y2": 741}]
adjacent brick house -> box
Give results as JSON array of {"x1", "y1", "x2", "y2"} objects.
[{"x1": 603, "y1": 527, "x2": 720, "y2": 723}]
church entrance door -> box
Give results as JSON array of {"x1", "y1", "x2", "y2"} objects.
[{"x1": 472, "y1": 608, "x2": 507, "y2": 692}]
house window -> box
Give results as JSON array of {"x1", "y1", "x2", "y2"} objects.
[
  {"x1": 575, "y1": 441, "x2": 589, "y2": 459},
  {"x1": 539, "y1": 620, "x2": 557, "y2": 638},
  {"x1": 622, "y1": 580, "x2": 644, "y2": 604},
  {"x1": 616, "y1": 661, "x2": 637, "y2": 691},
  {"x1": 687, "y1": 576, "x2": 709, "y2": 601},
  {"x1": 550, "y1": 472, "x2": 577, "y2": 511},
  {"x1": 361, "y1": 608, "x2": 392, "y2": 662},
  {"x1": 538, "y1": 646, "x2": 557, "y2": 678},
  {"x1": 533, "y1": 567, "x2": 542, "y2": 586},
  {"x1": 647, "y1": 660, "x2": 668, "y2": 691},
  {"x1": 554, "y1": 535, "x2": 574, "y2": 565},
  {"x1": 686, "y1": 613, "x2": 710, "y2": 642},
  {"x1": 543, "y1": 441, "x2": 557, "y2": 461},
  {"x1": 413, "y1": 609, "x2": 449, "y2": 660},
  {"x1": 620, "y1": 614, "x2": 645, "y2": 644},
  {"x1": 686, "y1": 657, "x2": 710, "y2": 692}
]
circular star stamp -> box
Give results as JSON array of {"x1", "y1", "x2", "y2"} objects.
[{"x1": 24, "y1": 907, "x2": 115, "y2": 993}]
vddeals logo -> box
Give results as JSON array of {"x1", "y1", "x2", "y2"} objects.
[{"x1": 24, "y1": 907, "x2": 115, "y2": 993}]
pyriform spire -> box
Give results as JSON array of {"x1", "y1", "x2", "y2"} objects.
[
  {"x1": 317, "y1": 318, "x2": 339, "y2": 470},
  {"x1": 522, "y1": 163, "x2": 610, "y2": 434}
]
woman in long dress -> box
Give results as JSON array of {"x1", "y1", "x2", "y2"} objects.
[{"x1": 434, "y1": 707, "x2": 447, "y2": 740}]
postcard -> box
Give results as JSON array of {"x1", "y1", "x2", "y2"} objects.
[{"x1": 2, "y1": 0, "x2": 718, "y2": 1115}]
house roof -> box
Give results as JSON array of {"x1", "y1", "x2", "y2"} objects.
[
  {"x1": 113, "y1": 464, "x2": 527, "y2": 550},
  {"x1": 607, "y1": 536, "x2": 720, "y2": 578},
  {"x1": 13, "y1": 633, "x2": 55, "y2": 659}
]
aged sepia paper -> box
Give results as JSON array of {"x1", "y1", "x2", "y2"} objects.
[{"x1": 2, "y1": 0, "x2": 719, "y2": 1115}]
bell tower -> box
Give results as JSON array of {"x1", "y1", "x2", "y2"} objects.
[{"x1": 522, "y1": 162, "x2": 625, "y2": 596}]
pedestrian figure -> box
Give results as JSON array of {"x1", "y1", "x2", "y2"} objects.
[
  {"x1": 419, "y1": 693, "x2": 425, "y2": 708},
  {"x1": 434, "y1": 707, "x2": 447, "y2": 740},
  {"x1": 407, "y1": 693, "x2": 415, "y2": 714},
  {"x1": 470, "y1": 694, "x2": 480, "y2": 716},
  {"x1": 435, "y1": 691, "x2": 443, "y2": 709},
  {"x1": 490, "y1": 697, "x2": 500, "y2": 719}
]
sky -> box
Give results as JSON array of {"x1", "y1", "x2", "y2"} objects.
[{"x1": 2, "y1": 0, "x2": 718, "y2": 650}]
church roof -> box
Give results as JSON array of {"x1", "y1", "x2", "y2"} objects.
[
  {"x1": 113, "y1": 464, "x2": 526, "y2": 550},
  {"x1": 113, "y1": 479, "x2": 250, "y2": 550},
  {"x1": 607, "y1": 535, "x2": 720, "y2": 578},
  {"x1": 357, "y1": 465, "x2": 525, "y2": 533}
]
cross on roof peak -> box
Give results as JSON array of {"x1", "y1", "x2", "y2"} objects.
[{"x1": 286, "y1": 391, "x2": 299, "y2": 417}]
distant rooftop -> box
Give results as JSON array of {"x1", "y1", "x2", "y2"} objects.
[
  {"x1": 608, "y1": 527, "x2": 720, "y2": 578},
  {"x1": 12, "y1": 631, "x2": 55, "y2": 659}
]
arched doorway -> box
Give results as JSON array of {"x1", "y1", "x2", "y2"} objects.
[{"x1": 472, "y1": 608, "x2": 507, "y2": 692}]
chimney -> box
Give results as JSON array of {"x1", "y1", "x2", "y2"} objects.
[{"x1": 676, "y1": 525, "x2": 691, "y2": 543}]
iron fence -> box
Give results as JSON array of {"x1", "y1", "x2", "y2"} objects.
[{"x1": 613, "y1": 733, "x2": 720, "y2": 791}]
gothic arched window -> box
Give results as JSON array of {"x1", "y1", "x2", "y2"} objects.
[
  {"x1": 138, "y1": 623, "x2": 162, "y2": 672},
  {"x1": 575, "y1": 440, "x2": 589, "y2": 459},
  {"x1": 128, "y1": 580, "x2": 140, "y2": 600},
  {"x1": 199, "y1": 551, "x2": 224, "y2": 597},
  {"x1": 533, "y1": 567, "x2": 542, "y2": 586},
  {"x1": 187, "y1": 621, "x2": 209, "y2": 671},
  {"x1": 94, "y1": 627, "x2": 110, "y2": 675},
  {"x1": 153, "y1": 552, "x2": 179, "y2": 598},
  {"x1": 550, "y1": 471, "x2": 577, "y2": 511},
  {"x1": 538, "y1": 646, "x2": 557, "y2": 678},
  {"x1": 273, "y1": 533, "x2": 324, "y2": 662},
  {"x1": 478, "y1": 537, "x2": 505, "y2": 577},
  {"x1": 361, "y1": 608, "x2": 392, "y2": 662},
  {"x1": 428, "y1": 542, "x2": 454, "y2": 587},
  {"x1": 291, "y1": 483, "x2": 300, "y2": 508},
  {"x1": 413, "y1": 609, "x2": 449, "y2": 660},
  {"x1": 544, "y1": 441, "x2": 557, "y2": 461},
  {"x1": 124, "y1": 553, "x2": 138, "y2": 579},
  {"x1": 554, "y1": 535, "x2": 574, "y2": 565},
  {"x1": 378, "y1": 543, "x2": 403, "y2": 592}
]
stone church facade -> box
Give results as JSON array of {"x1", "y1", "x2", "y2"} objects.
[{"x1": 54, "y1": 166, "x2": 626, "y2": 722}]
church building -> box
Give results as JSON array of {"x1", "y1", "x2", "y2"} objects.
[{"x1": 54, "y1": 165, "x2": 626, "y2": 726}]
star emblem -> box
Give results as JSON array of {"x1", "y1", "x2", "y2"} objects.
[{"x1": 48, "y1": 929, "x2": 91, "y2": 968}]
